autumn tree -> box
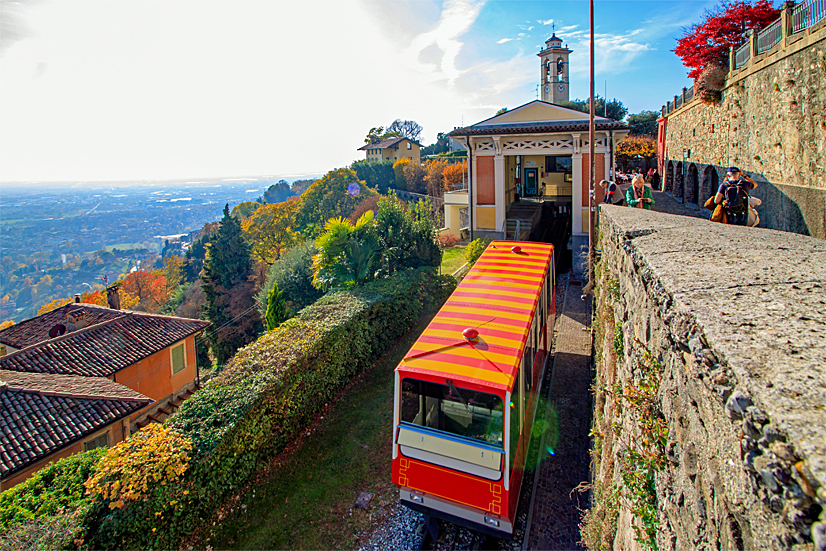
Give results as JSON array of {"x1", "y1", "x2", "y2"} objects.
[
  {"x1": 121, "y1": 270, "x2": 170, "y2": 313},
  {"x1": 0, "y1": 320, "x2": 15, "y2": 331},
  {"x1": 442, "y1": 163, "x2": 466, "y2": 190},
  {"x1": 675, "y1": 0, "x2": 779, "y2": 79},
  {"x1": 37, "y1": 298, "x2": 72, "y2": 315},
  {"x1": 402, "y1": 161, "x2": 427, "y2": 194},
  {"x1": 424, "y1": 159, "x2": 450, "y2": 198},
  {"x1": 202, "y1": 204, "x2": 262, "y2": 364},
  {"x1": 616, "y1": 136, "x2": 658, "y2": 171},
  {"x1": 241, "y1": 197, "x2": 301, "y2": 266}
]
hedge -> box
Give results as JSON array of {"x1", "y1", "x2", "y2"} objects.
[{"x1": 1, "y1": 267, "x2": 454, "y2": 549}]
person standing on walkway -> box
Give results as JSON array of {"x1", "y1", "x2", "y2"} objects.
[
  {"x1": 714, "y1": 166, "x2": 757, "y2": 226},
  {"x1": 626, "y1": 174, "x2": 654, "y2": 209},
  {"x1": 652, "y1": 169, "x2": 661, "y2": 190}
]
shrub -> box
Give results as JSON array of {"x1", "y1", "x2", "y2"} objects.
[
  {"x1": 76, "y1": 267, "x2": 455, "y2": 549},
  {"x1": 256, "y1": 240, "x2": 322, "y2": 320},
  {"x1": 0, "y1": 448, "x2": 105, "y2": 531},
  {"x1": 84, "y1": 424, "x2": 193, "y2": 510},
  {"x1": 464, "y1": 237, "x2": 492, "y2": 266}
]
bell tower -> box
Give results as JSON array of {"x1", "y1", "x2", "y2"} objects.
[{"x1": 538, "y1": 31, "x2": 572, "y2": 104}]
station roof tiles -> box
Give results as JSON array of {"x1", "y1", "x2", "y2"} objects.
[
  {"x1": 0, "y1": 370, "x2": 151, "y2": 479},
  {"x1": 0, "y1": 307, "x2": 210, "y2": 378},
  {"x1": 396, "y1": 241, "x2": 554, "y2": 392}
]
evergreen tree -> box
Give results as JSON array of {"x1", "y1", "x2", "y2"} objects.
[
  {"x1": 202, "y1": 204, "x2": 263, "y2": 364},
  {"x1": 264, "y1": 280, "x2": 288, "y2": 330}
]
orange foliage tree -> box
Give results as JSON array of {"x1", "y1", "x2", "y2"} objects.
[
  {"x1": 424, "y1": 159, "x2": 449, "y2": 198},
  {"x1": 121, "y1": 270, "x2": 170, "y2": 312},
  {"x1": 616, "y1": 136, "x2": 657, "y2": 158},
  {"x1": 442, "y1": 163, "x2": 466, "y2": 190}
]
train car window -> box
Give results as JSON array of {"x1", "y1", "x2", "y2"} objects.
[
  {"x1": 509, "y1": 369, "x2": 522, "y2": 469},
  {"x1": 546, "y1": 267, "x2": 553, "y2": 314},
  {"x1": 400, "y1": 378, "x2": 504, "y2": 447}
]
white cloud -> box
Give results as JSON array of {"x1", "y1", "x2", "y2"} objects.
[
  {"x1": 404, "y1": 0, "x2": 487, "y2": 85},
  {"x1": 497, "y1": 38, "x2": 514, "y2": 44},
  {"x1": 538, "y1": 19, "x2": 554, "y2": 25}
]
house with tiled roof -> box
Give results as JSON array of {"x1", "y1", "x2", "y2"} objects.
[
  {"x1": 0, "y1": 370, "x2": 152, "y2": 490},
  {"x1": 0, "y1": 300, "x2": 210, "y2": 488},
  {"x1": 358, "y1": 137, "x2": 421, "y2": 164}
]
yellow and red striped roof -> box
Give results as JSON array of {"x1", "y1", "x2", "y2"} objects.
[{"x1": 397, "y1": 241, "x2": 553, "y2": 391}]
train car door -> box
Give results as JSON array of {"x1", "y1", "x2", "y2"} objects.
[{"x1": 524, "y1": 168, "x2": 538, "y2": 196}]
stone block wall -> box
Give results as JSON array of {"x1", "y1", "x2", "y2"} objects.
[
  {"x1": 586, "y1": 206, "x2": 826, "y2": 550},
  {"x1": 661, "y1": 28, "x2": 826, "y2": 239}
]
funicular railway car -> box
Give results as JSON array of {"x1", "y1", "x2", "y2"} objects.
[{"x1": 392, "y1": 241, "x2": 555, "y2": 539}]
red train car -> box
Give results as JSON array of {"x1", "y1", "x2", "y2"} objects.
[{"x1": 392, "y1": 240, "x2": 555, "y2": 539}]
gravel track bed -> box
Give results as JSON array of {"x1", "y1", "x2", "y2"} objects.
[{"x1": 358, "y1": 273, "x2": 571, "y2": 551}]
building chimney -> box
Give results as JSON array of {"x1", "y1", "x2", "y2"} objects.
[
  {"x1": 107, "y1": 285, "x2": 121, "y2": 310},
  {"x1": 74, "y1": 293, "x2": 81, "y2": 303}
]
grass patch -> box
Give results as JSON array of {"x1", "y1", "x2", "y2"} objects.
[
  {"x1": 203, "y1": 317, "x2": 431, "y2": 550},
  {"x1": 440, "y1": 246, "x2": 466, "y2": 275}
]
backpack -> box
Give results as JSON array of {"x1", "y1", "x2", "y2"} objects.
[{"x1": 723, "y1": 183, "x2": 748, "y2": 214}]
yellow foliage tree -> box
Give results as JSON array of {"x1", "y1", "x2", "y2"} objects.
[
  {"x1": 0, "y1": 320, "x2": 15, "y2": 331},
  {"x1": 616, "y1": 136, "x2": 657, "y2": 159},
  {"x1": 37, "y1": 298, "x2": 72, "y2": 315},
  {"x1": 84, "y1": 423, "x2": 193, "y2": 510},
  {"x1": 241, "y1": 197, "x2": 301, "y2": 265}
]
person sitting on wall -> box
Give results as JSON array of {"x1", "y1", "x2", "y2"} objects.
[{"x1": 626, "y1": 174, "x2": 654, "y2": 210}]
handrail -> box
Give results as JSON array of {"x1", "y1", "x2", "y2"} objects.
[
  {"x1": 793, "y1": 0, "x2": 826, "y2": 33},
  {"x1": 734, "y1": 41, "x2": 751, "y2": 68},
  {"x1": 757, "y1": 17, "x2": 783, "y2": 54}
]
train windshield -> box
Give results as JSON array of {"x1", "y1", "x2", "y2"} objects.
[{"x1": 400, "y1": 378, "x2": 504, "y2": 447}]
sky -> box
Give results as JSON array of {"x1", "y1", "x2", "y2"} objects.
[{"x1": 0, "y1": 0, "x2": 719, "y2": 183}]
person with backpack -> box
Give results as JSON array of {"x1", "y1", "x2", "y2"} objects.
[{"x1": 714, "y1": 167, "x2": 757, "y2": 226}]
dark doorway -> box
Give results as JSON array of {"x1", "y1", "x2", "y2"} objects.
[
  {"x1": 675, "y1": 162, "x2": 684, "y2": 202},
  {"x1": 687, "y1": 163, "x2": 699, "y2": 205},
  {"x1": 665, "y1": 161, "x2": 674, "y2": 192},
  {"x1": 702, "y1": 165, "x2": 719, "y2": 205}
]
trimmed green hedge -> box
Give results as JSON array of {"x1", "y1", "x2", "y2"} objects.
[
  {"x1": 0, "y1": 267, "x2": 453, "y2": 549},
  {"x1": 0, "y1": 448, "x2": 106, "y2": 531}
]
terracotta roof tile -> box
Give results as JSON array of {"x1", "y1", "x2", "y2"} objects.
[
  {"x1": 0, "y1": 370, "x2": 151, "y2": 479},
  {"x1": 0, "y1": 312, "x2": 210, "y2": 378},
  {"x1": 0, "y1": 304, "x2": 123, "y2": 349}
]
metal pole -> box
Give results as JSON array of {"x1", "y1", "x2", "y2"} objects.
[
  {"x1": 588, "y1": 0, "x2": 596, "y2": 285},
  {"x1": 466, "y1": 136, "x2": 474, "y2": 242}
]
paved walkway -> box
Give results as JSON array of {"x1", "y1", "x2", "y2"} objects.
[
  {"x1": 651, "y1": 190, "x2": 705, "y2": 218},
  {"x1": 523, "y1": 279, "x2": 592, "y2": 551}
]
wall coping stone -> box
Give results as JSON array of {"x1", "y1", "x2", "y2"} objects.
[{"x1": 599, "y1": 204, "x2": 826, "y2": 492}]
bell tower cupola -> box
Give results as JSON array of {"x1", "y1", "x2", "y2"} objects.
[{"x1": 538, "y1": 29, "x2": 572, "y2": 104}]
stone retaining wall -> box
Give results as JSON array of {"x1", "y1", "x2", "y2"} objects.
[
  {"x1": 661, "y1": 28, "x2": 826, "y2": 239},
  {"x1": 588, "y1": 206, "x2": 826, "y2": 550}
]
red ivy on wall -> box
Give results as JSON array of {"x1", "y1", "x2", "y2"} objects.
[{"x1": 674, "y1": 0, "x2": 780, "y2": 79}]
